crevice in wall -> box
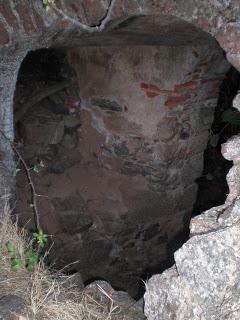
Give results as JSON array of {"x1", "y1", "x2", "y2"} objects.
[{"x1": 193, "y1": 67, "x2": 240, "y2": 216}]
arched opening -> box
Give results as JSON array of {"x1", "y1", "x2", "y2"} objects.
[{"x1": 13, "y1": 15, "x2": 232, "y2": 297}]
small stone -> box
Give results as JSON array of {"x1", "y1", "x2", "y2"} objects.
[
  {"x1": 57, "y1": 272, "x2": 84, "y2": 289},
  {"x1": 63, "y1": 115, "x2": 81, "y2": 129},
  {"x1": 0, "y1": 25, "x2": 9, "y2": 45},
  {"x1": 91, "y1": 98, "x2": 123, "y2": 112},
  {"x1": 84, "y1": 280, "x2": 146, "y2": 319}
]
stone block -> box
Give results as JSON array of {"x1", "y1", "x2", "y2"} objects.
[
  {"x1": 15, "y1": 4, "x2": 36, "y2": 35},
  {"x1": 0, "y1": 25, "x2": 9, "y2": 45},
  {"x1": 0, "y1": 4, "x2": 19, "y2": 30}
]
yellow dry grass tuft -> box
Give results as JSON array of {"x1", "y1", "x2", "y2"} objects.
[{"x1": 0, "y1": 203, "x2": 120, "y2": 320}]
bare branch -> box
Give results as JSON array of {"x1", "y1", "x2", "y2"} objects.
[
  {"x1": 51, "y1": 0, "x2": 118, "y2": 32},
  {"x1": 0, "y1": 129, "x2": 41, "y2": 231}
]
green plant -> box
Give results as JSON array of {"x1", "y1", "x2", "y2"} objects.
[
  {"x1": 7, "y1": 229, "x2": 48, "y2": 272},
  {"x1": 7, "y1": 242, "x2": 23, "y2": 272},
  {"x1": 32, "y1": 160, "x2": 45, "y2": 173},
  {"x1": 25, "y1": 249, "x2": 39, "y2": 272},
  {"x1": 42, "y1": 0, "x2": 55, "y2": 11},
  {"x1": 33, "y1": 230, "x2": 48, "y2": 248}
]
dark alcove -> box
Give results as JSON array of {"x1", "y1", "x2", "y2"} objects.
[{"x1": 13, "y1": 16, "x2": 232, "y2": 297}]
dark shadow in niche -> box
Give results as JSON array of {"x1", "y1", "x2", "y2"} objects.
[
  {"x1": 136, "y1": 212, "x2": 191, "y2": 299},
  {"x1": 193, "y1": 67, "x2": 240, "y2": 216},
  {"x1": 13, "y1": 34, "x2": 234, "y2": 299},
  {"x1": 14, "y1": 47, "x2": 78, "y2": 233}
]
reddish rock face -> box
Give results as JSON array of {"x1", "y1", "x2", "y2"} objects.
[{"x1": 14, "y1": 40, "x2": 228, "y2": 295}]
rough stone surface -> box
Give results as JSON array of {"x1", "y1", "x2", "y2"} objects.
[
  {"x1": 144, "y1": 99, "x2": 240, "y2": 319},
  {"x1": 0, "y1": 0, "x2": 238, "y2": 204},
  {"x1": 0, "y1": 295, "x2": 26, "y2": 320},
  {"x1": 83, "y1": 280, "x2": 146, "y2": 319},
  {"x1": 15, "y1": 42, "x2": 228, "y2": 295},
  {"x1": 56, "y1": 272, "x2": 84, "y2": 290}
]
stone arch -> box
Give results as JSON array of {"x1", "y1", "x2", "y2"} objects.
[
  {"x1": 0, "y1": 1, "x2": 240, "y2": 314},
  {"x1": 10, "y1": 11, "x2": 234, "y2": 298}
]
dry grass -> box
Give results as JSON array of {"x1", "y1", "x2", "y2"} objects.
[{"x1": 0, "y1": 203, "x2": 120, "y2": 320}]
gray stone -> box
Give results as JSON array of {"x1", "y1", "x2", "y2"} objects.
[
  {"x1": 144, "y1": 130, "x2": 240, "y2": 319},
  {"x1": 57, "y1": 272, "x2": 84, "y2": 289},
  {"x1": 91, "y1": 98, "x2": 123, "y2": 112},
  {"x1": 84, "y1": 280, "x2": 146, "y2": 319},
  {"x1": 0, "y1": 295, "x2": 26, "y2": 320},
  {"x1": 145, "y1": 219, "x2": 240, "y2": 319}
]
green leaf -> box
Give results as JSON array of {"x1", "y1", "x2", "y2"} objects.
[
  {"x1": 7, "y1": 242, "x2": 17, "y2": 257},
  {"x1": 25, "y1": 250, "x2": 39, "y2": 272},
  {"x1": 42, "y1": 0, "x2": 55, "y2": 10},
  {"x1": 34, "y1": 230, "x2": 48, "y2": 247},
  {"x1": 209, "y1": 134, "x2": 219, "y2": 148},
  {"x1": 12, "y1": 257, "x2": 23, "y2": 272},
  {"x1": 33, "y1": 161, "x2": 44, "y2": 173}
]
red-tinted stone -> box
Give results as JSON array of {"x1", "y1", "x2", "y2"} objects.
[
  {"x1": 0, "y1": 24, "x2": 9, "y2": 44},
  {"x1": 146, "y1": 91, "x2": 160, "y2": 98},
  {"x1": 205, "y1": 93, "x2": 219, "y2": 100},
  {"x1": 162, "y1": 3, "x2": 177, "y2": 15},
  {"x1": 141, "y1": 82, "x2": 174, "y2": 95},
  {"x1": 0, "y1": 3, "x2": 19, "y2": 30},
  {"x1": 75, "y1": 0, "x2": 106, "y2": 25},
  {"x1": 165, "y1": 94, "x2": 191, "y2": 108},
  {"x1": 159, "y1": 89, "x2": 175, "y2": 94},
  {"x1": 15, "y1": 4, "x2": 36, "y2": 35},
  {"x1": 200, "y1": 76, "x2": 224, "y2": 84},
  {"x1": 196, "y1": 17, "x2": 211, "y2": 32},
  {"x1": 32, "y1": 8, "x2": 45, "y2": 31},
  {"x1": 192, "y1": 74, "x2": 201, "y2": 80},
  {"x1": 55, "y1": 19, "x2": 70, "y2": 29},
  {"x1": 174, "y1": 80, "x2": 197, "y2": 92},
  {"x1": 141, "y1": 82, "x2": 160, "y2": 91}
]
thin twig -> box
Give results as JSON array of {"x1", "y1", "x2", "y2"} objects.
[
  {"x1": 51, "y1": 0, "x2": 118, "y2": 32},
  {"x1": 0, "y1": 129, "x2": 41, "y2": 231}
]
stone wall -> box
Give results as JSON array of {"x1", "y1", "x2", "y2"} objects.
[
  {"x1": 0, "y1": 0, "x2": 240, "y2": 317},
  {"x1": 14, "y1": 42, "x2": 228, "y2": 295},
  {"x1": 0, "y1": 0, "x2": 239, "y2": 203}
]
